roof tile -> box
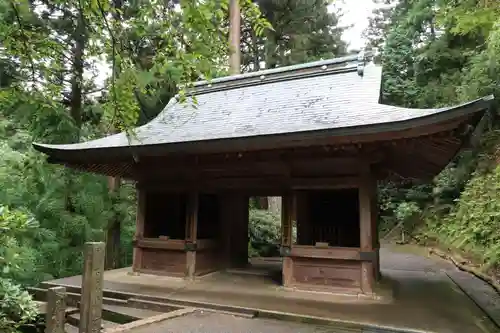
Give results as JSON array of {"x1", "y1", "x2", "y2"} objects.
[{"x1": 33, "y1": 58, "x2": 493, "y2": 153}]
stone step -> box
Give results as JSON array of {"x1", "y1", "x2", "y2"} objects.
[
  {"x1": 35, "y1": 301, "x2": 79, "y2": 316},
  {"x1": 67, "y1": 312, "x2": 119, "y2": 329},
  {"x1": 127, "y1": 295, "x2": 258, "y2": 317},
  {"x1": 102, "y1": 304, "x2": 165, "y2": 322},
  {"x1": 64, "y1": 323, "x2": 79, "y2": 333},
  {"x1": 104, "y1": 297, "x2": 129, "y2": 306},
  {"x1": 127, "y1": 298, "x2": 256, "y2": 319},
  {"x1": 126, "y1": 298, "x2": 183, "y2": 312}
]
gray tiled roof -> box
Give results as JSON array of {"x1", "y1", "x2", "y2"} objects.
[{"x1": 33, "y1": 56, "x2": 493, "y2": 154}]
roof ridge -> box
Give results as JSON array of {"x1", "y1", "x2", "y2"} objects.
[
  {"x1": 191, "y1": 64, "x2": 359, "y2": 96},
  {"x1": 189, "y1": 52, "x2": 369, "y2": 95}
]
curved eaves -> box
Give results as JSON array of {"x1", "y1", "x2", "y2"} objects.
[{"x1": 33, "y1": 95, "x2": 494, "y2": 158}]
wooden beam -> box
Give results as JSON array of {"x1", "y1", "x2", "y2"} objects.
[
  {"x1": 290, "y1": 246, "x2": 362, "y2": 261},
  {"x1": 136, "y1": 238, "x2": 185, "y2": 251},
  {"x1": 137, "y1": 147, "x2": 381, "y2": 171},
  {"x1": 138, "y1": 157, "x2": 361, "y2": 177},
  {"x1": 140, "y1": 176, "x2": 361, "y2": 192},
  {"x1": 291, "y1": 177, "x2": 360, "y2": 189}
]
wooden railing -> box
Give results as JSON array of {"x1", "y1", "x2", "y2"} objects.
[
  {"x1": 135, "y1": 237, "x2": 217, "y2": 251},
  {"x1": 289, "y1": 245, "x2": 377, "y2": 262}
]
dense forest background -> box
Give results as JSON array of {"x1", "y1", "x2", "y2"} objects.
[{"x1": 1, "y1": 0, "x2": 500, "y2": 330}]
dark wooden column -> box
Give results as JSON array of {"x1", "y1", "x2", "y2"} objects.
[
  {"x1": 219, "y1": 194, "x2": 232, "y2": 268},
  {"x1": 359, "y1": 168, "x2": 376, "y2": 294},
  {"x1": 132, "y1": 187, "x2": 145, "y2": 272},
  {"x1": 185, "y1": 192, "x2": 198, "y2": 278},
  {"x1": 371, "y1": 185, "x2": 381, "y2": 281},
  {"x1": 296, "y1": 191, "x2": 311, "y2": 245},
  {"x1": 220, "y1": 193, "x2": 249, "y2": 268},
  {"x1": 233, "y1": 194, "x2": 249, "y2": 267},
  {"x1": 281, "y1": 192, "x2": 295, "y2": 287}
]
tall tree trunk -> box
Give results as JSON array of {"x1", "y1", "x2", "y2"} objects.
[
  {"x1": 105, "y1": 0, "x2": 123, "y2": 270},
  {"x1": 268, "y1": 196, "x2": 281, "y2": 215},
  {"x1": 250, "y1": 28, "x2": 260, "y2": 71},
  {"x1": 229, "y1": 0, "x2": 241, "y2": 74},
  {"x1": 106, "y1": 176, "x2": 121, "y2": 269},
  {"x1": 65, "y1": 5, "x2": 87, "y2": 214},
  {"x1": 70, "y1": 7, "x2": 85, "y2": 132}
]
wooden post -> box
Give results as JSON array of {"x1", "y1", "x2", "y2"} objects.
[
  {"x1": 232, "y1": 194, "x2": 249, "y2": 268},
  {"x1": 219, "y1": 193, "x2": 249, "y2": 269},
  {"x1": 371, "y1": 186, "x2": 381, "y2": 281},
  {"x1": 281, "y1": 192, "x2": 295, "y2": 287},
  {"x1": 185, "y1": 193, "x2": 198, "y2": 279},
  {"x1": 45, "y1": 286, "x2": 66, "y2": 333},
  {"x1": 219, "y1": 194, "x2": 232, "y2": 268},
  {"x1": 295, "y1": 191, "x2": 311, "y2": 245},
  {"x1": 132, "y1": 187, "x2": 145, "y2": 272},
  {"x1": 239, "y1": 194, "x2": 249, "y2": 267},
  {"x1": 359, "y1": 169, "x2": 375, "y2": 294},
  {"x1": 79, "y1": 242, "x2": 105, "y2": 333}
]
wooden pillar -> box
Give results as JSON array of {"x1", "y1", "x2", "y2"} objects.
[
  {"x1": 220, "y1": 193, "x2": 249, "y2": 268},
  {"x1": 359, "y1": 170, "x2": 376, "y2": 294},
  {"x1": 234, "y1": 194, "x2": 249, "y2": 267},
  {"x1": 296, "y1": 191, "x2": 311, "y2": 245},
  {"x1": 219, "y1": 194, "x2": 232, "y2": 268},
  {"x1": 79, "y1": 242, "x2": 105, "y2": 333},
  {"x1": 45, "y1": 286, "x2": 66, "y2": 333},
  {"x1": 281, "y1": 192, "x2": 295, "y2": 287},
  {"x1": 185, "y1": 193, "x2": 199, "y2": 279},
  {"x1": 371, "y1": 186, "x2": 381, "y2": 281},
  {"x1": 132, "y1": 187, "x2": 145, "y2": 272}
]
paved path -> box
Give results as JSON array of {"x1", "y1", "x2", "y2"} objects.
[
  {"x1": 381, "y1": 244, "x2": 500, "y2": 329},
  {"x1": 130, "y1": 310, "x2": 336, "y2": 333},
  {"x1": 130, "y1": 245, "x2": 499, "y2": 332},
  {"x1": 446, "y1": 270, "x2": 500, "y2": 328},
  {"x1": 43, "y1": 244, "x2": 500, "y2": 333}
]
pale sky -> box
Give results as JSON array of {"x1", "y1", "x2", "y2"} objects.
[{"x1": 335, "y1": 0, "x2": 377, "y2": 50}]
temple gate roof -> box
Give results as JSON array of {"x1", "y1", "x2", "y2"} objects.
[{"x1": 32, "y1": 54, "x2": 494, "y2": 181}]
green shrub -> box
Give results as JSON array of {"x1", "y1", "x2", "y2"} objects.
[
  {"x1": 419, "y1": 164, "x2": 500, "y2": 269},
  {"x1": 0, "y1": 279, "x2": 38, "y2": 333},
  {"x1": 0, "y1": 205, "x2": 39, "y2": 333},
  {"x1": 248, "y1": 209, "x2": 281, "y2": 257}
]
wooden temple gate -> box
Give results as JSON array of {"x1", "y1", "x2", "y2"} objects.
[
  {"x1": 33, "y1": 55, "x2": 494, "y2": 297},
  {"x1": 130, "y1": 146, "x2": 399, "y2": 295},
  {"x1": 132, "y1": 188, "x2": 378, "y2": 293}
]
